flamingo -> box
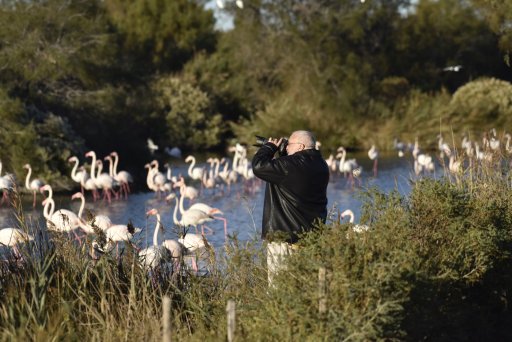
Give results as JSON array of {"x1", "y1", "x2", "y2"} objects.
[
  {"x1": 368, "y1": 145, "x2": 379, "y2": 177},
  {"x1": 414, "y1": 153, "x2": 435, "y2": 176},
  {"x1": 85, "y1": 151, "x2": 115, "y2": 203},
  {"x1": 0, "y1": 163, "x2": 14, "y2": 206},
  {"x1": 437, "y1": 134, "x2": 452, "y2": 159},
  {"x1": 39, "y1": 184, "x2": 53, "y2": 203},
  {"x1": 79, "y1": 166, "x2": 100, "y2": 201},
  {"x1": 176, "y1": 190, "x2": 227, "y2": 240},
  {"x1": 336, "y1": 147, "x2": 359, "y2": 187},
  {"x1": 138, "y1": 209, "x2": 170, "y2": 270},
  {"x1": 23, "y1": 164, "x2": 45, "y2": 207},
  {"x1": 150, "y1": 160, "x2": 167, "y2": 198},
  {"x1": 340, "y1": 209, "x2": 369, "y2": 233},
  {"x1": 100, "y1": 223, "x2": 142, "y2": 257},
  {"x1": 162, "y1": 163, "x2": 177, "y2": 193},
  {"x1": 172, "y1": 196, "x2": 215, "y2": 236},
  {"x1": 68, "y1": 156, "x2": 89, "y2": 194},
  {"x1": 0, "y1": 227, "x2": 34, "y2": 257},
  {"x1": 97, "y1": 159, "x2": 119, "y2": 201},
  {"x1": 489, "y1": 128, "x2": 500, "y2": 152},
  {"x1": 71, "y1": 192, "x2": 112, "y2": 232},
  {"x1": 185, "y1": 155, "x2": 205, "y2": 181},
  {"x1": 147, "y1": 138, "x2": 159, "y2": 154},
  {"x1": 145, "y1": 163, "x2": 158, "y2": 193},
  {"x1": 202, "y1": 158, "x2": 217, "y2": 192},
  {"x1": 174, "y1": 176, "x2": 199, "y2": 201},
  {"x1": 448, "y1": 152, "x2": 462, "y2": 174},
  {"x1": 218, "y1": 158, "x2": 238, "y2": 193},
  {"x1": 110, "y1": 152, "x2": 133, "y2": 198},
  {"x1": 42, "y1": 197, "x2": 83, "y2": 242}
]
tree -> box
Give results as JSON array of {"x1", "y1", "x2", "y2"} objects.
[
  {"x1": 104, "y1": 0, "x2": 217, "y2": 73},
  {"x1": 152, "y1": 76, "x2": 225, "y2": 150}
]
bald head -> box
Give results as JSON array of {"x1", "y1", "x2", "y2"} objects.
[{"x1": 289, "y1": 130, "x2": 316, "y2": 150}]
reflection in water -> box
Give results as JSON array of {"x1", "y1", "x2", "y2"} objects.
[{"x1": 0, "y1": 153, "x2": 423, "y2": 250}]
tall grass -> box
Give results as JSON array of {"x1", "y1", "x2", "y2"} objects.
[{"x1": 2, "y1": 154, "x2": 512, "y2": 340}]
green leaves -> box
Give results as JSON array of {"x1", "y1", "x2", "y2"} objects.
[{"x1": 152, "y1": 76, "x2": 225, "y2": 149}]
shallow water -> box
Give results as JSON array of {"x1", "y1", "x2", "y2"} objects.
[{"x1": 0, "y1": 152, "x2": 429, "y2": 250}]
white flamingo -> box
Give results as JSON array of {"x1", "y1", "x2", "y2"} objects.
[
  {"x1": 78, "y1": 166, "x2": 99, "y2": 201},
  {"x1": 110, "y1": 151, "x2": 133, "y2": 198},
  {"x1": 99, "y1": 223, "x2": 142, "y2": 257},
  {"x1": 336, "y1": 147, "x2": 360, "y2": 187},
  {"x1": 97, "y1": 159, "x2": 118, "y2": 201},
  {"x1": 340, "y1": 209, "x2": 369, "y2": 233},
  {"x1": 68, "y1": 156, "x2": 89, "y2": 194},
  {"x1": 174, "y1": 176, "x2": 199, "y2": 201},
  {"x1": 218, "y1": 158, "x2": 238, "y2": 193},
  {"x1": 39, "y1": 184, "x2": 53, "y2": 200},
  {"x1": 150, "y1": 160, "x2": 167, "y2": 198},
  {"x1": 176, "y1": 190, "x2": 227, "y2": 240},
  {"x1": 85, "y1": 151, "x2": 115, "y2": 203},
  {"x1": 368, "y1": 145, "x2": 379, "y2": 177},
  {"x1": 0, "y1": 227, "x2": 34, "y2": 257},
  {"x1": 138, "y1": 208, "x2": 170, "y2": 270},
  {"x1": 71, "y1": 192, "x2": 112, "y2": 232},
  {"x1": 0, "y1": 162, "x2": 14, "y2": 206},
  {"x1": 23, "y1": 164, "x2": 45, "y2": 207},
  {"x1": 185, "y1": 155, "x2": 205, "y2": 181},
  {"x1": 42, "y1": 197, "x2": 82, "y2": 242},
  {"x1": 172, "y1": 196, "x2": 214, "y2": 236}
]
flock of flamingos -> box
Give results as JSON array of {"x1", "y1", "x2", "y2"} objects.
[{"x1": 0, "y1": 128, "x2": 510, "y2": 272}]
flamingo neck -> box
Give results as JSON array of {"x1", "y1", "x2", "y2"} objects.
[
  {"x1": 187, "y1": 157, "x2": 195, "y2": 177},
  {"x1": 214, "y1": 159, "x2": 220, "y2": 177},
  {"x1": 179, "y1": 191, "x2": 186, "y2": 214},
  {"x1": 70, "y1": 158, "x2": 79, "y2": 181},
  {"x1": 25, "y1": 167, "x2": 32, "y2": 189},
  {"x1": 96, "y1": 162, "x2": 103, "y2": 178},
  {"x1": 77, "y1": 196, "x2": 85, "y2": 219},
  {"x1": 166, "y1": 165, "x2": 172, "y2": 180},
  {"x1": 145, "y1": 167, "x2": 152, "y2": 188},
  {"x1": 89, "y1": 153, "x2": 97, "y2": 180},
  {"x1": 44, "y1": 198, "x2": 55, "y2": 219},
  {"x1": 113, "y1": 155, "x2": 119, "y2": 176},
  {"x1": 347, "y1": 211, "x2": 354, "y2": 223},
  {"x1": 44, "y1": 186, "x2": 53, "y2": 200},
  {"x1": 173, "y1": 197, "x2": 180, "y2": 225},
  {"x1": 107, "y1": 159, "x2": 114, "y2": 177},
  {"x1": 153, "y1": 213, "x2": 161, "y2": 246},
  {"x1": 0, "y1": 162, "x2": 2, "y2": 176}
]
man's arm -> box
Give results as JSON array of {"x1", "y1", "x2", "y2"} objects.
[{"x1": 252, "y1": 142, "x2": 288, "y2": 184}]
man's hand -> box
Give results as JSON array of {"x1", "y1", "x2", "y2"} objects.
[{"x1": 268, "y1": 137, "x2": 283, "y2": 148}]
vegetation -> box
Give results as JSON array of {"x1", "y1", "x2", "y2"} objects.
[
  {"x1": 0, "y1": 0, "x2": 511, "y2": 186},
  {"x1": 2, "y1": 154, "x2": 512, "y2": 340}
]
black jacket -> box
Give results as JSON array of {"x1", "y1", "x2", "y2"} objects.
[{"x1": 252, "y1": 143, "x2": 329, "y2": 243}]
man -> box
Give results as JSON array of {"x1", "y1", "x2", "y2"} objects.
[{"x1": 252, "y1": 130, "x2": 329, "y2": 284}]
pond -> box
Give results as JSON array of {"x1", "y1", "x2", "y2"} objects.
[{"x1": 0, "y1": 151, "x2": 432, "y2": 251}]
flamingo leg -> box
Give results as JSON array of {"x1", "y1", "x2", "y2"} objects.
[
  {"x1": 214, "y1": 217, "x2": 228, "y2": 242},
  {"x1": 201, "y1": 225, "x2": 214, "y2": 236},
  {"x1": 32, "y1": 191, "x2": 37, "y2": 208},
  {"x1": 191, "y1": 254, "x2": 198, "y2": 273},
  {"x1": 373, "y1": 159, "x2": 378, "y2": 178}
]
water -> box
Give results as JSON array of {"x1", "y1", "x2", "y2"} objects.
[{"x1": 0, "y1": 152, "x2": 423, "y2": 250}]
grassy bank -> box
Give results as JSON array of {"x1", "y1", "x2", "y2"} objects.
[{"x1": 2, "y1": 155, "x2": 512, "y2": 341}]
